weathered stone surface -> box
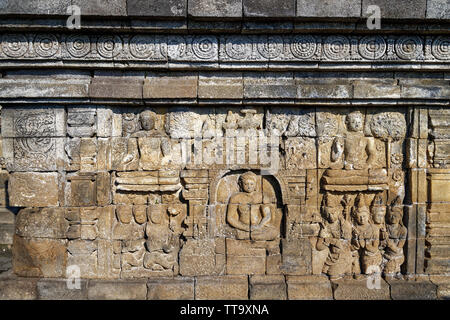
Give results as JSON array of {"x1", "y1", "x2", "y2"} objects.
[
  {"x1": 72, "y1": 0, "x2": 127, "y2": 16},
  {"x1": 249, "y1": 275, "x2": 287, "y2": 300},
  {"x1": 13, "y1": 236, "x2": 67, "y2": 278},
  {"x1": 0, "y1": 277, "x2": 38, "y2": 300},
  {"x1": 189, "y1": 0, "x2": 242, "y2": 18},
  {"x1": 147, "y1": 277, "x2": 194, "y2": 300},
  {"x1": 88, "y1": 280, "x2": 147, "y2": 299},
  {"x1": 332, "y1": 278, "x2": 391, "y2": 300},
  {"x1": 287, "y1": 275, "x2": 333, "y2": 300},
  {"x1": 427, "y1": 0, "x2": 450, "y2": 19},
  {"x1": 15, "y1": 208, "x2": 68, "y2": 239},
  {"x1": 388, "y1": 278, "x2": 438, "y2": 300},
  {"x1": 143, "y1": 74, "x2": 197, "y2": 99},
  {"x1": 195, "y1": 276, "x2": 248, "y2": 300},
  {"x1": 0, "y1": 79, "x2": 89, "y2": 99},
  {"x1": 243, "y1": 0, "x2": 295, "y2": 17},
  {"x1": 179, "y1": 239, "x2": 216, "y2": 276},
  {"x1": 198, "y1": 73, "x2": 243, "y2": 99},
  {"x1": 37, "y1": 278, "x2": 88, "y2": 300},
  {"x1": 0, "y1": 0, "x2": 70, "y2": 15},
  {"x1": 128, "y1": 0, "x2": 186, "y2": 17},
  {"x1": 362, "y1": 0, "x2": 427, "y2": 19},
  {"x1": 9, "y1": 173, "x2": 59, "y2": 207},
  {"x1": 297, "y1": 0, "x2": 361, "y2": 17},
  {"x1": 90, "y1": 79, "x2": 143, "y2": 99}
]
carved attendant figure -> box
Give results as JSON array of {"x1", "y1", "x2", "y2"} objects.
[
  {"x1": 351, "y1": 194, "x2": 382, "y2": 276},
  {"x1": 226, "y1": 171, "x2": 279, "y2": 240},
  {"x1": 316, "y1": 193, "x2": 353, "y2": 280},
  {"x1": 383, "y1": 197, "x2": 407, "y2": 278}
]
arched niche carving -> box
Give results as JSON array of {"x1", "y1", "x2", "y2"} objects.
[{"x1": 209, "y1": 170, "x2": 285, "y2": 241}]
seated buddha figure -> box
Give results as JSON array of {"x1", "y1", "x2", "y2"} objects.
[
  {"x1": 226, "y1": 171, "x2": 280, "y2": 241},
  {"x1": 323, "y1": 111, "x2": 387, "y2": 192},
  {"x1": 331, "y1": 111, "x2": 376, "y2": 170}
]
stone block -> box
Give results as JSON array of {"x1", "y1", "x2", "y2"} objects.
[
  {"x1": 128, "y1": 0, "x2": 186, "y2": 17},
  {"x1": 287, "y1": 275, "x2": 333, "y2": 300},
  {"x1": 0, "y1": 278, "x2": 38, "y2": 300},
  {"x1": 88, "y1": 280, "x2": 147, "y2": 300},
  {"x1": 188, "y1": 0, "x2": 242, "y2": 18},
  {"x1": 0, "y1": 79, "x2": 88, "y2": 99},
  {"x1": 9, "y1": 172, "x2": 59, "y2": 207},
  {"x1": 147, "y1": 277, "x2": 194, "y2": 300},
  {"x1": 225, "y1": 239, "x2": 268, "y2": 275},
  {"x1": 353, "y1": 82, "x2": 400, "y2": 99},
  {"x1": 388, "y1": 278, "x2": 438, "y2": 300},
  {"x1": 297, "y1": 0, "x2": 361, "y2": 18},
  {"x1": 13, "y1": 235, "x2": 67, "y2": 278},
  {"x1": 243, "y1": 0, "x2": 295, "y2": 17},
  {"x1": 297, "y1": 84, "x2": 352, "y2": 99},
  {"x1": 89, "y1": 78, "x2": 143, "y2": 99},
  {"x1": 195, "y1": 276, "x2": 248, "y2": 300},
  {"x1": 362, "y1": 0, "x2": 426, "y2": 19},
  {"x1": 72, "y1": 0, "x2": 127, "y2": 16},
  {"x1": 427, "y1": 0, "x2": 450, "y2": 19},
  {"x1": 37, "y1": 279, "x2": 88, "y2": 300},
  {"x1": 15, "y1": 208, "x2": 68, "y2": 239},
  {"x1": 280, "y1": 239, "x2": 312, "y2": 275},
  {"x1": 332, "y1": 278, "x2": 391, "y2": 300},
  {"x1": 143, "y1": 74, "x2": 198, "y2": 99},
  {"x1": 244, "y1": 74, "x2": 296, "y2": 99},
  {"x1": 179, "y1": 239, "x2": 216, "y2": 276},
  {"x1": 198, "y1": 73, "x2": 243, "y2": 99},
  {"x1": 249, "y1": 275, "x2": 287, "y2": 300},
  {"x1": 0, "y1": 0, "x2": 70, "y2": 15}
]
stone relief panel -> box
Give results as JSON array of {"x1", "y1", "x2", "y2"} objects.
[{"x1": 2, "y1": 106, "x2": 416, "y2": 280}]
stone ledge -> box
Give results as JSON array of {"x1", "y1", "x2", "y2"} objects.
[
  {"x1": 0, "y1": 275, "x2": 447, "y2": 300},
  {"x1": 0, "y1": 1, "x2": 446, "y2": 21}
]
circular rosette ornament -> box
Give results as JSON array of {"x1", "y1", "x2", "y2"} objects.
[
  {"x1": 359, "y1": 35, "x2": 386, "y2": 60},
  {"x1": 2, "y1": 34, "x2": 28, "y2": 57},
  {"x1": 323, "y1": 35, "x2": 350, "y2": 60},
  {"x1": 192, "y1": 36, "x2": 217, "y2": 60},
  {"x1": 34, "y1": 34, "x2": 59, "y2": 58},
  {"x1": 290, "y1": 35, "x2": 317, "y2": 59},
  {"x1": 395, "y1": 36, "x2": 422, "y2": 60},
  {"x1": 431, "y1": 36, "x2": 450, "y2": 60},
  {"x1": 225, "y1": 35, "x2": 251, "y2": 60},
  {"x1": 257, "y1": 35, "x2": 283, "y2": 59},
  {"x1": 66, "y1": 34, "x2": 91, "y2": 58},
  {"x1": 97, "y1": 35, "x2": 123, "y2": 58},
  {"x1": 129, "y1": 35, "x2": 158, "y2": 59}
]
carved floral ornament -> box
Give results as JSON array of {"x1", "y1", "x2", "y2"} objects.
[{"x1": 0, "y1": 33, "x2": 449, "y2": 61}]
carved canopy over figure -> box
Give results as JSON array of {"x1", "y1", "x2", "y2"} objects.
[{"x1": 226, "y1": 171, "x2": 281, "y2": 241}]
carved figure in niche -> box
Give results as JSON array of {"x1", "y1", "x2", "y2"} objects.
[
  {"x1": 143, "y1": 206, "x2": 185, "y2": 273},
  {"x1": 331, "y1": 111, "x2": 376, "y2": 170},
  {"x1": 316, "y1": 193, "x2": 353, "y2": 280},
  {"x1": 383, "y1": 197, "x2": 407, "y2": 278},
  {"x1": 351, "y1": 194, "x2": 382, "y2": 276},
  {"x1": 226, "y1": 171, "x2": 280, "y2": 241}
]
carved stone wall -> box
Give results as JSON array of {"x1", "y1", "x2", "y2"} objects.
[{"x1": 0, "y1": 0, "x2": 449, "y2": 301}]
